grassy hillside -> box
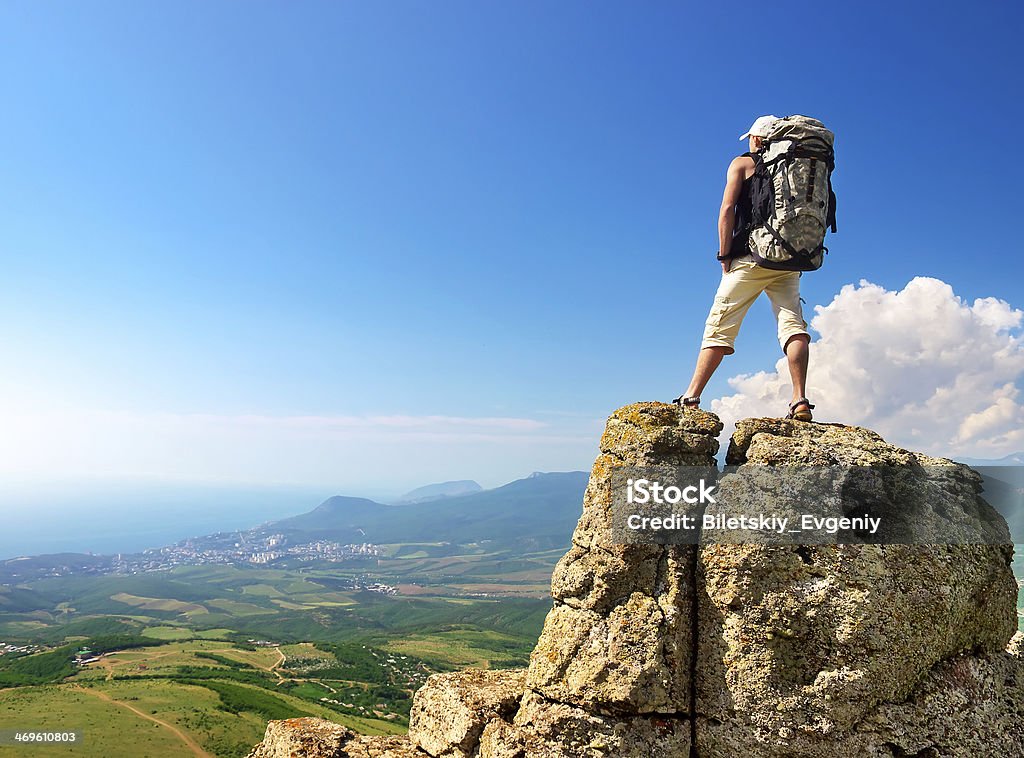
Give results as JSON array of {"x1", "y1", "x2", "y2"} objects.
[
  {"x1": 0, "y1": 638, "x2": 408, "y2": 758},
  {"x1": 0, "y1": 540, "x2": 556, "y2": 757},
  {"x1": 1, "y1": 634, "x2": 428, "y2": 722}
]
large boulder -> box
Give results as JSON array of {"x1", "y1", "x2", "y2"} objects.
[
  {"x1": 525, "y1": 402, "x2": 721, "y2": 713},
  {"x1": 697, "y1": 417, "x2": 1019, "y2": 756},
  {"x1": 246, "y1": 718, "x2": 424, "y2": 758},
  {"x1": 408, "y1": 669, "x2": 526, "y2": 757}
]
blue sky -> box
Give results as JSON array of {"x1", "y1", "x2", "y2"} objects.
[{"x1": 1, "y1": 1, "x2": 1022, "y2": 497}]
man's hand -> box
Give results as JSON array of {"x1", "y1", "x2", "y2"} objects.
[{"x1": 721, "y1": 258, "x2": 730, "y2": 274}]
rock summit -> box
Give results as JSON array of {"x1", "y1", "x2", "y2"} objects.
[{"x1": 249, "y1": 402, "x2": 1022, "y2": 758}]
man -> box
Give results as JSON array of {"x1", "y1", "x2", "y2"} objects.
[{"x1": 674, "y1": 115, "x2": 814, "y2": 421}]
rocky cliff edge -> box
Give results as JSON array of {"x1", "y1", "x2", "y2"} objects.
[{"x1": 248, "y1": 402, "x2": 1023, "y2": 758}]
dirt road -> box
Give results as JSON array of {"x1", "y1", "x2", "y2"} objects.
[{"x1": 69, "y1": 685, "x2": 214, "y2": 758}]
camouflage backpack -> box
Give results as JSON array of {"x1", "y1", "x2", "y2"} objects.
[{"x1": 746, "y1": 115, "x2": 837, "y2": 271}]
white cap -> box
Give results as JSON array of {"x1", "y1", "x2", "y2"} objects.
[{"x1": 739, "y1": 115, "x2": 778, "y2": 141}]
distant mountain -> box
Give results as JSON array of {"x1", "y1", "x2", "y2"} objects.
[
  {"x1": 268, "y1": 496, "x2": 391, "y2": 542},
  {"x1": 268, "y1": 471, "x2": 588, "y2": 551},
  {"x1": 394, "y1": 480, "x2": 482, "y2": 504},
  {"x1": 959, "y1": 452, "x2": 1024, "y2": 467},
  {"x1": 959, "y1": 456, "x2": 1024, "y2": 544}
]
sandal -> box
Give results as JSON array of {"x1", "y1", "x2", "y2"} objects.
[
  {"x1": 786, "y1": 398, "x2": 815, "y2": 422},
  {"x1": 672, "y1": 395, "x2": 701, "y2": 408}
]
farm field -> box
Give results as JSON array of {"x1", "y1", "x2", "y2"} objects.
[
  {"x1": 383, "y1": 628, "x2": 536, "y2": 670},
  {"x1": 0, "y1": 638, "x2": 412, "y2": 758},
  {"x1": 0, "y1": 558, "x2": 549, "y2": 757},
  {"x1": 2, "y1": 538, "x2": 1013, "y2": 757},
  {"x1": 0, "y1": 682, "x2": 207, "y2": 758},
  {"x1": 0, "y1": 560, "x2": 553, "y2": 645}
]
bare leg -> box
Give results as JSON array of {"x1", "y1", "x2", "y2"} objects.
[
  {"x1": 683, "y1": 346, "x2": 729, "y2": 401},
  {"x1": 784, "y1": 334, "x2": 810, "y2": 405}
]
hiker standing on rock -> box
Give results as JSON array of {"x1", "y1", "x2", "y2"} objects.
[{"x1": 674, "y1": 114, "x2": 837, "y2": 422}]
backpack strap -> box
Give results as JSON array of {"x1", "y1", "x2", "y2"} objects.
[
  {"x1": 760, "y1": 222, "x2": 825, "y2": 269},
  {"x1": 827, "y1": 177, "x2": 838, "y2": 233},
  {"x1": 723, "y1": 152, "x2": 763, "y2": 260}
]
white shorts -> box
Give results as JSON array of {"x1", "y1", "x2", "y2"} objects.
[{"x1": 701, "y1": 258, "x2": 810, "y2": 354}]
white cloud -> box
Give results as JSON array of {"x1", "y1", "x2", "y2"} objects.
[
  {"x1": 712, "y1": 277, "x2": 1024, "y2": 459},
  {"x1": 971, "y1": 296, "x2": 1023, "y2": 332}
]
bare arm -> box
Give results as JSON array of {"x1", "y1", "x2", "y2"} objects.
[{"x1": 718, "y1": 156, "x2": 753, "y2": 273}]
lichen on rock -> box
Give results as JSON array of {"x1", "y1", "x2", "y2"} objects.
[
  {"x1": 408, "y1": 669, "x2": 526, "y2": 757},
  {"x1": 246, "y1": 717, "x2": 423, "y2": 757}
]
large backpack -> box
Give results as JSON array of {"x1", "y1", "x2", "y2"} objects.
[{"x1": 746, "y1": 115, "x2": 837, "y2": 271}]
